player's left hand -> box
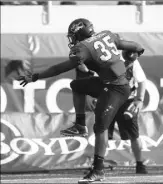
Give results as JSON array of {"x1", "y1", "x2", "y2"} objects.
[
  {"x1": 122, "y1": 51, "x2": 138, "y2": 62},
  {"x1": 77, "y1": 63, "x2": 89, "y2": 73},
  {"x1": 137, "y1": 48, "x2": 145, "y2": 57}
]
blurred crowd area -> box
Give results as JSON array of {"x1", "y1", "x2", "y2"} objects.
[
  {"x1": 0, "y1": 0, "x2": 163, "y2": 6},
  {"x1": 0, "y1": 1, "x2": 46, "y2": 5}
]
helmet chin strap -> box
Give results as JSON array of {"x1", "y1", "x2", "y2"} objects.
[{"x1": 68, "y1": 40, "x2": 80, "y2": 48}]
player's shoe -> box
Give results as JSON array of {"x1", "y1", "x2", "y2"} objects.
[
  {"x1": 60, "y1": 123, "x2": 88, "y2": 137},
  {"x1": 78, "y1": 168, "x2": 105, "y2": 184},
  {"x1": 84, "y1": 163, "x2": 113, "y2": 175},
  {"x1": 136, "y1": 164, "x2": 148, "y2": 174}
]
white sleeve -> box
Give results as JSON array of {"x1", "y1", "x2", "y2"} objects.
[{"x1": 133, "y1": 59, "x2": 146, "y2": 83}]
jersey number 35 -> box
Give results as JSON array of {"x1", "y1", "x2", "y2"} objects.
[{"x1": 94, "y1": 35, "x2": 119, "y2": 61}]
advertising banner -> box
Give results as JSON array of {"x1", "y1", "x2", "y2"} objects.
[
  {"x1": 1, "y1": 33, "x2": 163, "y2": 172},
  {"x1": 1, "y1": 6, "x2": 163, "y2": 172}
]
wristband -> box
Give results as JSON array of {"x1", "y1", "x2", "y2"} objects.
[{"x1": 32, "y1": 73, "x2": 39, "y2": 82}]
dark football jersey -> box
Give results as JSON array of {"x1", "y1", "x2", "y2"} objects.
[
  {"x1": 69, "y1": 41, "x2": 100, "y2": 74},
  {"x1": 69, "y1": 30, "x2": 128, "y2": 85}
]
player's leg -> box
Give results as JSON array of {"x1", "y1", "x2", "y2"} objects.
[
  {"x1": 78, "y1": 84, "x2": 130, "y2": 183},
  {"x1": 73, "y1": 94, "x2": 97, "y2": 126},
  {"x1": 117, "y1": 99, "x2": 147, "y2": 174},
  {"x1": 94, "y1": 85, "x2": 130, "y2": 159},
  {"x1": 73, "y1": 70, "x2": 95, "y2": 126},
  {"x1": 60, "y1": 91, "x2": 89, "y2": 137},
  {"x1": 131, "y1": 137, "x2": 147, "y2": 174},
  {"x1": 73, "y1": 91, "x2": 86, "y2": 126},
  {"x1": 108, "y1": 119, "x2": 116, "y2": 140},
  {"x1": 60, "y1": 76, "x2": 102, "y2": 137}
]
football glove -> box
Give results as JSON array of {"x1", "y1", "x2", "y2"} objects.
[
  {"x1": 17, "y1": 73, "x2": 39, "y2": 87},
  {"x1": 122, "y1": 51, "x2": 138, "y2": 62},
  {"x1": 137, "y1": 48, "x2": 145, "y2": 56},
  {"x1": 122, "y1": 48, "x2": 144, "y2": 62}
]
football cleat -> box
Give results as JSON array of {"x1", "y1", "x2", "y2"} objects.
[
  {"x1": 60, "y1": 123, "x2": 88, "y2": 137},
  {"x1": 78, "y1": 168, "x2": 105, "y2": 184}
]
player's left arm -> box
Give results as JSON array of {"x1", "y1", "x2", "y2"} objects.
[{"x1": 113, "y1": 34, "x2": 144, "y2": 56}]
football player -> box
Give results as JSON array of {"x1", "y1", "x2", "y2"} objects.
[
  {"x1": 61, "y1": 49, "x2": 147, "y2": 168},
  {"x1": 18, "y1": 18, "x2": 144, "y2": 183},
  {"x1": 61, "y1": 49, "x2": 147, "y2": 178}
]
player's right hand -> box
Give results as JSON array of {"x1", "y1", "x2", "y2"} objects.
[
  {"x1": 17, "y1": 75, "x2": 33, "y2": 87},
  {"x1": 17, "y1": 73, "x2": 39, "y2": 87}
]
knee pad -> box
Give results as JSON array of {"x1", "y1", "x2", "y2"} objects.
[
  {"x1": 93, "y1": 124, "x2": 102, "y2": 134},
  {"x1": 70, "y1": 80, "x2": 77, "y2": 91},
  {"x1": 93, "y1": 124, "x2": 97, "y2": 134}
]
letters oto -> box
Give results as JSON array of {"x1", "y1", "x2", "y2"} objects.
[{"x1": 1, "y1": 78, "x2": 162, "y2": 113}]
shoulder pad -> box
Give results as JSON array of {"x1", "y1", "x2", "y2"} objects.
[
  {"x1": 70, "y1": 43, "x2": 81, "y2": 52},
  {"x1": 100, "y1": 30, "x2": 111, "y2": 34}
]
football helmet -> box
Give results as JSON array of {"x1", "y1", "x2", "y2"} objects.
[{"x1": 67, "y1": 18, "x2": 95, "y2": 48}]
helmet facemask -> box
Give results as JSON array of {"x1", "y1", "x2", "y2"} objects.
[{"x1": 67, "y1": 33, "x2": 77, "y2": 48}]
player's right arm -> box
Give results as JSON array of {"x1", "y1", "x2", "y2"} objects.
[
  {"x1": 17, "y1": 43, "x2": 89, "y2": 86},
  {"x1": 17, "y1": 59, "x2": 78, "y2": 86},
  {"x1": 114, "y1": 34, "x2": 144, "y2": 55},
  {"x1": 36, "y1": 44, "x2": 88, "y2": 80}
]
